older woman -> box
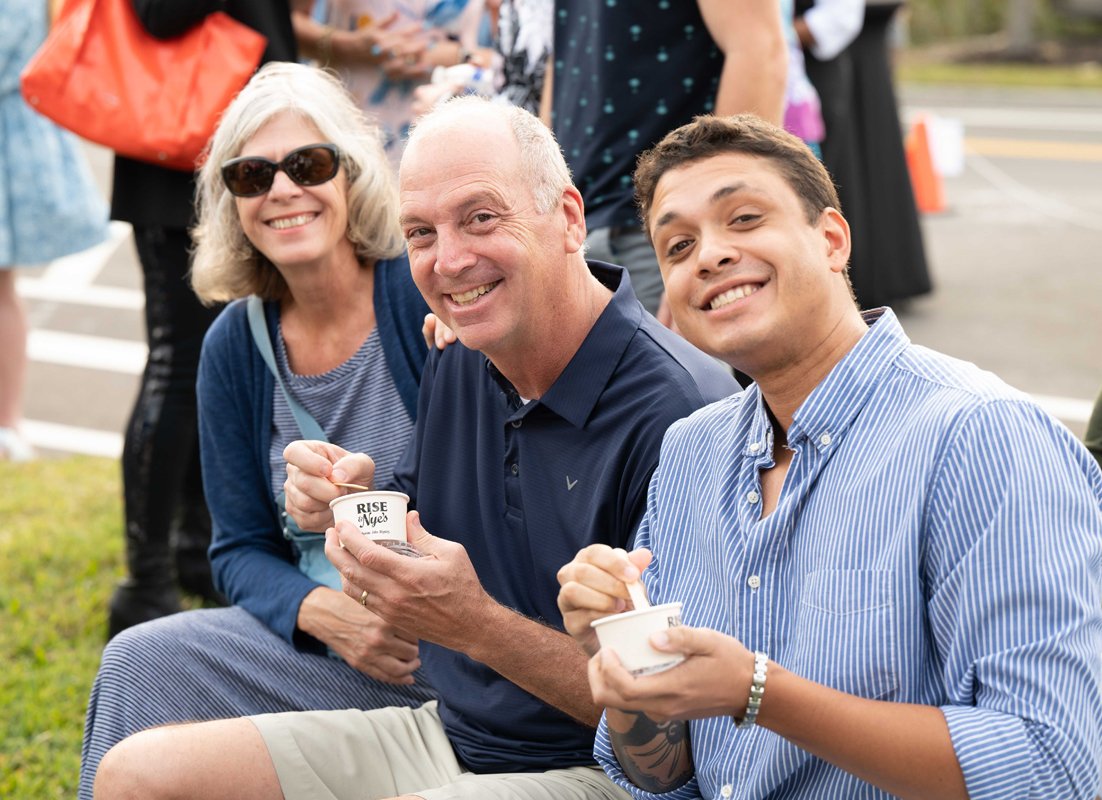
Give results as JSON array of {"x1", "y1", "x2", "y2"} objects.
[{"x1": 79, "y1": 63, "x2": 436, "y2": 800}]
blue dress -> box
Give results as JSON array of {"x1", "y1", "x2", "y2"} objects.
[{"x1": 0, "y1": 3, "x2": 108, "y2": 268}]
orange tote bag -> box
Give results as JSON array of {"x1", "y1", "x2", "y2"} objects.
[{"x1": 20, "y1": 0, "x2": 267, "y2": 170}]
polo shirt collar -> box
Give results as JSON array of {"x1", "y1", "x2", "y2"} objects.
[
  {"x1": 787, "y1": 307, "x2": 910, "y2": 454},
  {"x1": 532, "y1": 261, "x2": 642, "y2": 429}
]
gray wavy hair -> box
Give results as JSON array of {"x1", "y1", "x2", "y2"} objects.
[
  {"x1": 401, "y1": 95, "x2": 572, "y2": 214},
  {"x1": 191, "y1": 62, "x2": 404, "y2": 305}
]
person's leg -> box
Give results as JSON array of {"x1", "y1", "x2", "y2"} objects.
[
  {"x1": 0, "y1": 269, "x2": 34, "y2": 459},
  {"x1": 109, "y1": 225, "x2": 222, "y2": 636},
  {"x1": 251, "y1": 703, "x2": 463, "y2": 799},
  {"x1": 416, "y1": 766, "x2": 632, "y2": 800},
  {"x1": 93, "y1": 717, "x2": 282, "y2": 800},
  {"x1": 605, "y1": 226, "x2": 664, "y2": 317},
  {"x1": 170, "y1": 451, "x2": 221, "y2": 601},
  {"x1": 584, "y1": 226, "x2": 664, "y2": 317},
  {"x1": 97, "y1": 703, "x2": 462, "y2": 800},
  {"x1": 848, "y1": 5, "x2": 930, "y2": 306},
  {"x1": 80, "y1": 606, "x2": 436, "y2": 800},
  {"x1": 254, "y1": 704, "x2": 632, "y2": 800}
]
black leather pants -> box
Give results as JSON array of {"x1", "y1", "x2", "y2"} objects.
[{"x1": 110, "y1": 225, "x2": 222, "y2": 637}]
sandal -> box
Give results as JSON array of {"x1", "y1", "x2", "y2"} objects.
[{"x1": 0, "y1": 427, "x2": 36, "y2": 462}]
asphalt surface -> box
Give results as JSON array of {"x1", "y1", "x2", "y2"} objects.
[{"x1": 15, "y1": 82, "x2": 1102, "y2": 458}]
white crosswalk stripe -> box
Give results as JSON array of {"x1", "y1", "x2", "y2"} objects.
[
  {"x1": 18, "y1": 222, "x2": 139, "y2": 457},
  {"x1": 21, "y1": 419, "x2": 123, "y2": 459},
  {"x1": 17, "y1": 281, "x2": 143, "y2": 310},
  {"x1": 27, "y1": 330, "x2": 145, "y2": 375}
]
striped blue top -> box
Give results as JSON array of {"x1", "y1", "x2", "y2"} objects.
[
  {"x1": 595, "y1": 308, "x2": 1102, "y2": 800},
  {"x1": 268, "y1": 326, "x2": 413, "y2": 497}
]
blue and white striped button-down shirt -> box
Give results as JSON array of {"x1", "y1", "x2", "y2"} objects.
[{"x1": 595, "y1": 309, "x2": 1102, "y2": 800}]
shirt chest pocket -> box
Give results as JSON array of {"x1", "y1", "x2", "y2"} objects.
[{"x1": 788, "y1": 569, "x2": 899, "y2": 700}]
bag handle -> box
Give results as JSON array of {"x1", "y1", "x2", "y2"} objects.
[{"x1": 247, "y1": 296, "x2": 328, "y2": 443}]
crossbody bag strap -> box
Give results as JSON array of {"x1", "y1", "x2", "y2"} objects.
[{"x1": 246, "y1": 296, "x2": 328, "y2": 444}]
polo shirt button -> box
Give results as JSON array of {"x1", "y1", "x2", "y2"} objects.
[
  {"x1": 819, "y1": 431, "x2": 832, "y2": 446},
  {"x1": 749, "y1": 442, "x2": 761, "y2": 454},
  {"x1": 720, "y1": 783, "x2": 733, "y2": 798},
  {"x1": 746, "y1": 490, "x2": 759, "y2": 504},
  {"x1": 510, "y1": 463, "x2": 519, "y2": 476},
  {"x1": 511, "y1": 419, "x2": 522, "y2": 428},
  {"x1": 747, "y1": 575, "x2": 760, "y2": 590}
]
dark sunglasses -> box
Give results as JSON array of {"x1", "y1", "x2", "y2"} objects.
[{"x1": 221, "y1": 143, "x2": 341, "y2": 197}]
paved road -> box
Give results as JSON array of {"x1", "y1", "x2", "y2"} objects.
[
  {"x1": 16, "y1": 83, "x2": 1102, "y2": 458},
  {"x1": 896, "y1": 84, "x2": 1102, "y2": 435}
]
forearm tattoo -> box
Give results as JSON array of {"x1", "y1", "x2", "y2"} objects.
[{"x1": 609, "y1": 711, "x2": 692, "y2": 794}]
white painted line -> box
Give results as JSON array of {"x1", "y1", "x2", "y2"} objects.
[
  {"x1": 35, "y1": 221, "x2": 133, "y2": 287},
  {"x1": 902, "y1": 106, "x2": 1102, "y2": 133},
  {"x1": 1032, "y1": 394, "x2": 1093, "y2": 425},
  {"x1": 966, "y1": 151, "x2": 1102, "y2": 232},
  {"x1": 22, "y1": 419, "x2": 123, "y2": 459},
  {"x1": 28, "y1": 330, "x2": 146, "y2": 375},
  {"x1": 16, "y1": 280, "x2": 144, "y2": 310}
]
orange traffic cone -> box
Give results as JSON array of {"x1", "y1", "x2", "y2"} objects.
[{"x1": 905, "y1": 115, "x2": 946, "y2": 214}]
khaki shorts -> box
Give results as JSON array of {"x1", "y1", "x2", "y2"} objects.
[{"x1": 250, "y1": 701, "x2": 631, "y2": 800}]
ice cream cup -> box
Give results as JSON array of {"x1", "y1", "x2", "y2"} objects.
[
  {"x1": 330, "y1": 490, "x2": 409, "y2": 547},
  {"x1": 590, "y1": 602, "x2": 685, "y2": 676}
]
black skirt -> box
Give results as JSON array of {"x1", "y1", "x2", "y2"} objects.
[{"x1": 803, "y1": 2, "x2": 932, "y2": 309}]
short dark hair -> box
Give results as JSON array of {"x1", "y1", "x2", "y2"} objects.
[{"x1": 634, "y1": 114, "x2": 841, "y2": 230}]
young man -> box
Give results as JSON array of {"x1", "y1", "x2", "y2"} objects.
[
  {"x1": 92, "y1": 98, "x2": 737, "y2": 800},
  {"x1": 557, "y1": 114, "x2": 1102, "y2": 800}
]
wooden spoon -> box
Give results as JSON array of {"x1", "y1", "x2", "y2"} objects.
[
  {"x1": 331, "y1": 481, "x2": 372, "y2": 492},
  {"x1": 626, "y1": 580, "x2": 650, "y2": 611}
]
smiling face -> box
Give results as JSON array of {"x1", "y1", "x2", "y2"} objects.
[
  {"x1": 399, "y1": 114, "x2": 584, "y2": 358},
  {"x1": 234, "y1": 112, "x2": 353, "y2": 276},
  {"x1": 649, "y1": 152, "x2": 852, "y2": 376}
]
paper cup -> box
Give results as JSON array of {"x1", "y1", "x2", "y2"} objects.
[
  {"x1": 330, "y1": 491, "x2": 409, "y2": 546},
  {"x1": 590, "y1": 602, "x2": 685, "y2": 676}
]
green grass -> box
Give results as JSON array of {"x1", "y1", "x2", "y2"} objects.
[
  {"x1": 0, "y1": 457, "x2": 216, "y2": 797},
  {"x1": 898, "y1": 50, "x2": 1102, "y2": 89},
  {"x1": 0, "y1": 457, "x2": 123, "y2": 799},
  {"x1": 899, "y1": 59, "x2": 1102, "y2": 89}
]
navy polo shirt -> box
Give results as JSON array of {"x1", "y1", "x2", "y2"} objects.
[{"x1": 388, "y1": 262, "x2": 738, "y2": 773}]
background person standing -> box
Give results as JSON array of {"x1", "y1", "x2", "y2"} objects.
[
  {"x1": 106, "y1": 0, "x2": 297, "y2": 638},
  {"x1": 796, "y1": 0, "x2": 931, "y2": 309},
  {"x1": 548, "y1": 0, "x2": 787, "y2": 318},
  {"x1": 0, "y1": 0, "x2": 108, "y2": 462},
  {"x1": 292, "y1": 0, "x2": 488, "y2": 171}
]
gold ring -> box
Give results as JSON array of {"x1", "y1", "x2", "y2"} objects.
[{"x1": 360, "y1": 589, "x2": 369, "y2": 607}]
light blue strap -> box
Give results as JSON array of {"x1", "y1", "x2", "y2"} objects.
[
  {"x1": 247, "y1": 299, "x2": 343, "y2": 627},
  {"x1": 246, "y1": 296, "x2": 328, "y2": 443}
]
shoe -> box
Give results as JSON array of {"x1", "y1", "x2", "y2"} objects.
[
  {"x1": 107, "y1": 579, "x2": 181, "y2": 640},
  {"x1": 0, "y1": 427, "x2": 35, "y2": 462}
]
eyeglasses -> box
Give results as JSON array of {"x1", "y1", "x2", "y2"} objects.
[{"x1": 221, "y1": 143, "x2": 341, "y2": 197}]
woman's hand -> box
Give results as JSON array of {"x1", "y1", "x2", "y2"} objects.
[
  {"x1": 297, "y1": 586, "x2": 422, "y2": 684},
  {"x1": 283, "y1": 440, "x2": 376, "y2": 532},
  {"x1": 372, "y1": 24, "x2": 432, "y2": 80}
]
